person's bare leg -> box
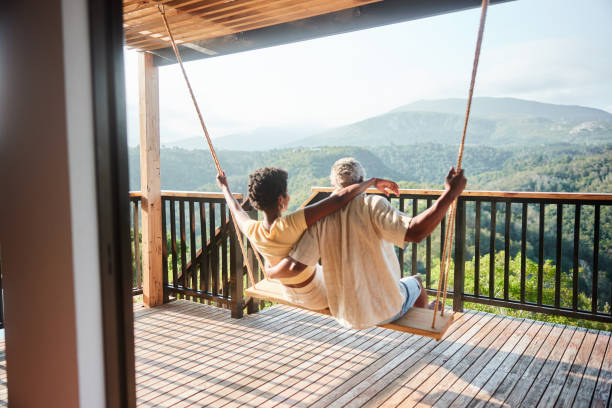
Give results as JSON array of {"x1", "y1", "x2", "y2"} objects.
[{"x1": 413, "y1": 276, "x2": 429, "y2": 308}]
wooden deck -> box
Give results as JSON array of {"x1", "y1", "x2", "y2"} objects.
[{"x1": 133, "y1": 300, "x2": 612, "y2": 407}]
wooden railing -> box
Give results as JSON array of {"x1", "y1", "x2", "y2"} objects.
[
  {"x1": 129, "y1": 188, "x2": 611, "y2": 324},
  {"x1": 306, "y1": 187, "x2": 612, "y2": 323},
  {"x1": 129, "y1": 193, "x2": 142, "y2": 295},
  {"x1": 160, "y1": 191, "x2": 246, "y2": 317}
]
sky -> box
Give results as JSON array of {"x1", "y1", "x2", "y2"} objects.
[{"x1": 123, "y1": 0, "x2": 612, "y2": 146}]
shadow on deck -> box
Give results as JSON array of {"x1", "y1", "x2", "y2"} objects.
[{"x1": 133, "y1": 300, "x2": 612, "y2": 407}]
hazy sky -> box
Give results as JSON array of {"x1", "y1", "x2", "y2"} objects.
[{"x1": 124, "y1": 0, "x2": 612, "y2": 145}]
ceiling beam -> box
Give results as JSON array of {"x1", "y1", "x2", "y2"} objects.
[{"x1": 150, "y1": 0, "x2": 512, "y2": 66}]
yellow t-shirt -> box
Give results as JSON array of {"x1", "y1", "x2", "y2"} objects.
[{"x1": 243, "y1": 208, "x2": 315, "y2": 285}]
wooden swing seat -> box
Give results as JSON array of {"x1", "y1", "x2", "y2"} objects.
[{"x1": 246, "y1": 279, "x2": 455, "y2": 341}]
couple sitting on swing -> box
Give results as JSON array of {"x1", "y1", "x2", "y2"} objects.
[{"x1": 218, "y1": 158, "x2": 466, "y2": 330}]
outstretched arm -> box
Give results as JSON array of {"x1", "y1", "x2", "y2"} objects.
[
  {"x1": 404, "y1": 167, "x2": 466, "y2": 243},
  {"x1": 303, "y1": 177, "x2": 399, "y2": 227},
  {"x1": 216, "y1": 171, "x2": 252, "y2": 232}
]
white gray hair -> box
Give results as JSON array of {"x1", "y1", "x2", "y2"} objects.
[{"x1": 330, "y1": 157, "x2": 366, "y2": 188}]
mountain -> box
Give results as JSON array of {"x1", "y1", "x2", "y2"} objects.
[
  {"x1": 393, "y1": 97, "x2": 612, "y2": 123},
  {"x1": 288, "y1": 98, "x2": 612, "y2": 148},
  {"x1": 164, "y1": 125, "x2": 324, "y2": 151}
]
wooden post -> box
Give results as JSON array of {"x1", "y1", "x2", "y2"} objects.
[
  {"x1": 139, "y1": 52, "x2": 163, "y2": 307},
  {"x1": 229, "y1": 219, "x2": 244, "y2": 318},
  {"x1": 246, "y1": 209, "x2": 260, "y2": 315}
]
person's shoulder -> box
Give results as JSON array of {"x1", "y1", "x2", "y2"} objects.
[
  {"x1": 277, "y1": 208, "x2": 306, "y2": 231},
  {"x1": 364, "y1": 194, "x2": 393, "y2": 209}
]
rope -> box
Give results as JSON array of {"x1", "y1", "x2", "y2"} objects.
[
  {"x1": 157, "y1": 3, "x2": 264, "y2": 288},
  {"x1": 432, "y1": 0, "x2": 489, "y2": 328}
]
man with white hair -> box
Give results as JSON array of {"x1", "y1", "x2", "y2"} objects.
[{"x1": 265, "y1": 157, "x2": 466, "y2": 330}]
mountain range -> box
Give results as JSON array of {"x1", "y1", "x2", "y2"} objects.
[
  {"x1": 156, "y1": 98, "x2": 612, "y2": 151},
  {"x1": 287, "y1": 98, "x2": 612, "y2": 148},
  {"x1": 163, "y1": 125, "x2": 323, "y2": 151}
]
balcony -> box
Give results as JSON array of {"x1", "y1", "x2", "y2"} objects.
[{"x1": 123, "y1": 188, "x2": 612, "y2": 407}]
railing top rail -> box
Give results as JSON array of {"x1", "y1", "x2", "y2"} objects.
[
  {"x1": 130, "y1": 190, "x2": 243, "y2": 199},
  {"x1": 310, "y1": 187, "x2": 612, "y2": 201}
]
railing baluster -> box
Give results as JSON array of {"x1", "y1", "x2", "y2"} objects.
[
  {"x1": 504, "y1": 201, "x2": 511, "y2": 300},
  {"x1": 440, "y1": 215, "x2": 446, "y2": 265},
  {"x1": 399, "y1": 198, "x2": 405, "y2": 277},
  {"x1": 412, "y1": 198, "x2": 418, "y2": 276},
  {"x1": 199, "y1": 201, "x2": 208, "y2": 295},
  {"x1": 161, "y1": 198, "x2": 168, "y2": 303},
  {"x1": 520, "y1": 203, "x2": 527, "y2": 303},
  {"x1": 592, "y1": 205, "x2": 600, "y2": 314},
  {"x1": 474, "y1": 200, "x2": 481, "y2": 297},
  {"x1": 489, "y1": 201, "x2": 496, "y2": 299},
  {"x1": 209, "y1": 202, "x2": 219, "y2": 297},
  {"x1": 538, "y1": 203, "x2": 545, "y2": 306},
  {"x1": 573, "y1": 204, "x2": 580, "y2": 312},
  {"x1": 170, "y1": 199, "x2": 178, "y2": 289},
  {"x1": 555, "y1": 203, "x2": 563, "y2": 309},
  {"x1": 229, "y1": 216, "x2": 243, "y2": 318},
  {"x1": 189, "y1": 200, "x2": 197, "y2": 296},
  {"x1": 179, "y1": 199, "x2": 187, "y2": 300},
  {"x1": 426, "y1": 199, "x2": 432, "y2": 288},
  {"x1": 221, "y1": 203, "x2": 228, "y2": 299},
  {"x1": 454, "y1": 199, "x2": 466, "y2": 312}
]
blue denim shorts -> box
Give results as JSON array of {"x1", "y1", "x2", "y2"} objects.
[{"x1": 379, "y1": 276, "x2": 422, "y2": 324}]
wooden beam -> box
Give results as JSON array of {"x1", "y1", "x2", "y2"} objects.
[{"x1": 139, "y1": 52, "x2": 163, "y2": 307}]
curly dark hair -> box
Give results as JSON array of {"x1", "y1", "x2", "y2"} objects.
[{"x1": 247, "y1": 167, "x2": 288, "y2": 211}]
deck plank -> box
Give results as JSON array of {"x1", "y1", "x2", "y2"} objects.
[
  {"x1": 348, "y1": 312, "x2": 482, "y2": 408},
  {"x1": 517, "y1": 325, "x2": 577, "y2": 407},
  {"x1": 136, "y1": 306, "x2": 307, "y2": 393},
  {"x1": 0, "y1": 300, "x2": 607, "y2": 407},
  {"x1": 141, "y1": 309, "x2": 334, "y2": 405},
  {"x1": 361, "y1": 312, "x2": 490, "y2": 408},
  {"x1": 135, "y1": 307, "x2": 303, "y2": 381},
  {"x1": 467, "y1": 320, "x2": 548, "y2": 408},
  {"x1": 443, "y1": 318, "x2": 533, "y2": 408},
  {"x1": 481, "y1": 322, "x2": 555, "y2": 407},
  {"x1": 178, "y1": 316, "x2": 359, "y2": 407},
  {"x1": 531, "y1": 326, "x2": 587, "y2": 407},
  {"x1": 571, "y1": 331, "x2": 610, "y2": 407},
  {"x1": 554, "y1": 328, "x2": 599, "y2": 407},
  {"x1": 401, "y1": 313, "x2": 509, "y2": 407},
  {"x1": 590, "y1": 331, "x2": 612, "y2": 408},
  {"x1": 126, "y1": 301, "x2": 612, "y2": 408}
]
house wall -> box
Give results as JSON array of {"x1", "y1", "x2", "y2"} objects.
[{"x1": 0, "y1": 0, "x2": 106, "y2": 405}]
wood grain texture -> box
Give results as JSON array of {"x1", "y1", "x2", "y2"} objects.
[
  {"x1": 0, "y1": 301, "x2": 607, "y2": 407},
  {"x1": 123, "y1": 0, "x2": 382, "y2": 51},
  {"x1": 246, "y1": 278, "x2": 454, "y2": 340},
  {"x1": 139, "y1": 52, "x2": 164, "y2": 307}
]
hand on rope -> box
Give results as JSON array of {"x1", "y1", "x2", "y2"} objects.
[{"x1": 444, "y1": 167, "x2": 467, "y2": 193}]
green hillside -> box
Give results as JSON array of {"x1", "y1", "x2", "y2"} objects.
[{"x1": 129, "y1": 143, "x2": 611, "y2": 202}]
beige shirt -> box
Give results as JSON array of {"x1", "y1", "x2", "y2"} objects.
[
  {"x1": 242, "y1": 208, "x2": 315, "y2": 285},
  {"x1": 289, "y1": 194, "x2": 411, "y2": 329}
]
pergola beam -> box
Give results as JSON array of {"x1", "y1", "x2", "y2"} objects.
[{"x1": 148, "y1": 0, "x2": 513, "y2": 66}]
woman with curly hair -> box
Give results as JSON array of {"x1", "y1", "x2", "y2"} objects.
[{"x1": 217, "y1": 166, "x2": 399, "y2": 310}]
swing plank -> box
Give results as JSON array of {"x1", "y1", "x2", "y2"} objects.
[{"x1": 245, "y1": 279, "x2": 455, "y2": 341}]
